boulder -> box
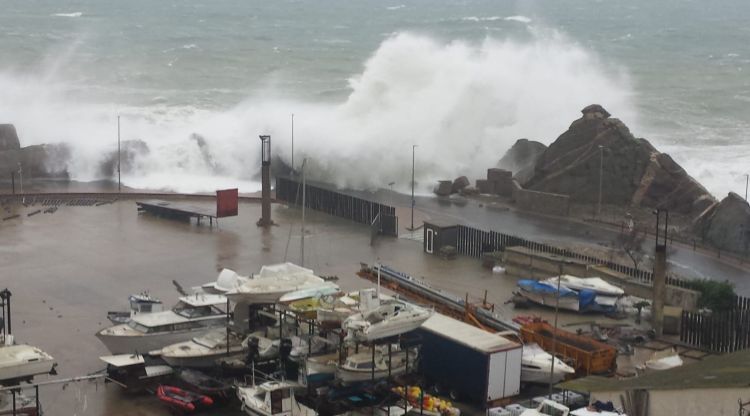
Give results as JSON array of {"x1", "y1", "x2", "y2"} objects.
[
  {"x1": 497, "y1": 139, "x2": 547, "y2": 186},
  {"x1": 433, "y1": 180, "x2": 453, "y2": 196},
  {"x1": 20, "y1": 143, "x2": 71, "y2": 178},
  {"x1": 693, "y1": 192, "x2": 750, "y2": 253},
  {"x1": 524, "y1": 105, "x2": 715, "y2": 215},
  {"x1": 476, "y1": 179, "x2": 494, "y2": 194},
  {"x1": 0, "y1": 124, "x2": 20, "y2": 152},
  {"x1": 451, "y1": 176, "x2": 470, "y2": 193}
]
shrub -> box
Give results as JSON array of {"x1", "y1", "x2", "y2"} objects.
[{"x1": 689, "y1": 279, "x2": 736, "y2": 312}]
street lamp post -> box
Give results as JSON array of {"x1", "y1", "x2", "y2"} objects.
[
  {"x1": 745, "y1": 173, "x2": 748, "y2": 202},
  {"x1": 117, "y1": 115, "x2": 121, "y2": 193},
  {"x1": 410, "y1": 145, "x2": 418, "y2": 231},
  {"x1": 597, "y1": 145, "x2": 605, "y2": 218},
  {"x1": 291, "y1": 113, "x2": 294, "y2": 173}
]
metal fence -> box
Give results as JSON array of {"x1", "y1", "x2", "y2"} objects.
[
  {"x1": 453, "y1": 224, "x2": 750, "y2": 310},
  {"x1": 681, "y1": 309, "x2": 750, "y2": 353},
  {"x1": 275, "y1": 176, "x2": 398, "y2": 236}
]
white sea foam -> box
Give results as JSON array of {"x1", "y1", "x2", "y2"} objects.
[
  {"x1": 504, "y1": 15, "x2": 532, "y2": 24},
  {"x1": 182, "y1": 44, "x2": 198, "y2": 49},
  {"x1": 386, "y1": 5, "x2": 405, "y2": 10},
  {"x1": 0, "y1": 31, "x2": 638, "y2": 194},
  {"x1": 462, "y1": 16, "x2": 503, "y2": 22},
  {"x1": 53, "y1": 12, "x2": 83, "y2": 18}
]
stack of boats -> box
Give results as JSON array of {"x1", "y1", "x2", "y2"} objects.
[
  {"x1": 95, "y1": 262, "x2": 436, "y2": 414},
  {"x1": 515, "y1": 275, "x2": 625, "y2": 313}
]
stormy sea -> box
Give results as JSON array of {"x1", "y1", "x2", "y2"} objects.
[{"x1": 1, "y1": 0, "x2": 748, "y2": 196}]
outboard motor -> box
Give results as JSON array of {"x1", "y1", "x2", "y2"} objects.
[
  {"x1": 279, "y1": 338, "x2": 293, "y2": 361},
  {"x1": 246, "y1": 337, "x2": 260, "y2": 364}
]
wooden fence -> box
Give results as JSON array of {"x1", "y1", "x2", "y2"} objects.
[{"x1": 681, "y1": 309, "x2": 750, "y2": 353}]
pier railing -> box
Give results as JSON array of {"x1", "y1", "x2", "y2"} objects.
[
  {"x1": 453, "y1": 224, "x2": 750, "y2": 311},
  {"x1": 275, "y1": 176, "x2": 398, "y2": 237}
]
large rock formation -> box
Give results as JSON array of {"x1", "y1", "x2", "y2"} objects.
[
  {"x1": 523, "y1": 105, "x2": 715, "y2": 215},
  {"x1": 0, "y1": 124, "x2": 71, "y2": 179},
  {"x1": 0, "y1": 124, "x2": 20, "y2": 152},
  {"x1": 498, "y1": 138, "x2": 547, "y2": 186},
  {"x1": 694, "y1": 192, "x2": 750, "y2": 253}
]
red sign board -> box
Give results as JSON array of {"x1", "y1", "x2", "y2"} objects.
[{"x1": 216, "y1": 188, "x2": 239, "y2": 218}]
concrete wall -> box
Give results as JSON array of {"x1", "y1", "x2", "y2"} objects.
[
  {"x1": 513, "y1": 188, "x2": 570, "y2": 217},
  {"x1": 590, "y1": 266, "x2": 699, "y2": 311},
  {"x1": 503, "y1": 247, "x2": 700, "y2": 311},
  {"x1": 504, "y1": 246, "x2": 588, "y2": 278},
  {"x1": 591, "y1": 388, "x2": 750, "y2": 416}
]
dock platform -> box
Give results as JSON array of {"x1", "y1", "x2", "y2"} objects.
[{"x1": 136, "y1": 200, "x2": 218, "y2": 225}]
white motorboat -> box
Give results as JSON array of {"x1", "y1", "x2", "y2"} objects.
[
  {"x1": 96, "y1": 293, "x2": 228, "y2": 354},
  {"x1": 542, "y1": 275, "x2": 624, "y2": 297},
  {"x1": 0, "y1": 344, "x2": 56, "y2": 384},
  {"x1": 343, "y1": 300, "x2": 432, "y2": 342},
  {"x1": 336, "y1": 346, "x2": 418, "y2": 384},
  {"x1": 158, "y1": 329, "x2": 247, "y2": 368},
  {"x1": 200, "y1": 268, "x2": 251, "y2": 294},
  {"x1": 237, "y1": 380, "x2": 316, "y2": 416},
  {"x1": 226, "y1": 263, "x2": 328, "y2": 305},
  {"x1": 521, "y1": 343, "x2": 575, "y2": 384}
]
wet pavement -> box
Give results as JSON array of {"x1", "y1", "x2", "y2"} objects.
[
  {"x1": 0, "y1": 197, "x2": 542, "y2": 415},
  {"x1": 0, "y1": 194, "x2": 704, "y2": 414}
]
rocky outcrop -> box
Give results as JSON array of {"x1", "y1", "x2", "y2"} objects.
[
  {"x1": 0, "y1": 124, "x2": 71, "y2": 179},
  {"x1": 524, "y1": 105, "x2": 715, "y2": 215},
  {"x1": 694, "y1": 192, "x2": 750, "y2": 253},
  {"x1": 433, "y1": 181, "x2": 453, "y2": 196},
  {"x1": 498, "y1": 138, "x2": 547, "y2": 186},
  {"x1": 451, "y1": 176, "x2": 470, "y2": 193},
  {"x1": 0, "y1": 124, "x2": 20, "y2": 152},
  {"x1": 99, "y1": 140, "x2": 150, "y2": 177}
]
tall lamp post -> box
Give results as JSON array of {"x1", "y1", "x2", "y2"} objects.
[
  {"x1": 410, "y1": 144, "x2": 418, "y2": 231},
  {"x1": 745, "y1": 173, "x2": 748, "y2": 202},
  {"x1": 291, "y1": 113, "x2": 295, "y2": 173},
  {"x1": 117, "y1": 115, "x2": 121, "y2": 193},
  {"x1": 597, "y1": 145, "x2": 605, "y2": 218}
]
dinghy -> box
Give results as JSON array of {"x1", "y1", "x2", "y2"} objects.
[{"x1": 156, "y1": 385, "x2": 213, "y2": 412}]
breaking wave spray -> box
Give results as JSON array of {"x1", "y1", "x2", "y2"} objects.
[{"x1": 0, "y1": 31, "x2": 636, "y2": 193}]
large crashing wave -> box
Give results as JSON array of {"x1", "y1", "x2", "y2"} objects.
[{"x1": 0, "y1": 32, "x2": 636, "y2": 193}]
